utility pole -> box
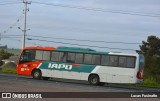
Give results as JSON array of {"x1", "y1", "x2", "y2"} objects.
[{"x1": 22, "y1": 0, "x2": 31, "y2": 49}]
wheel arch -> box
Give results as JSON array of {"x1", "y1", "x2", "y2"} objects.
[
  {"x1": 88, "y1": 73, "x2": 100, "y2": 81},
  {"x1": 31, "y1": 68, "x2": 42, "y2": 77}
]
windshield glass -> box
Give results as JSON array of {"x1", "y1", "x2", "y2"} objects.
[{"x1": 20, "y1": 50, "x2": 36, "y2": 63}]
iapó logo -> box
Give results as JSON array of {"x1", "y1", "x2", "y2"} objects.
[{"x1": 48, "y1": 63, "x2": 72, "y2": 70}]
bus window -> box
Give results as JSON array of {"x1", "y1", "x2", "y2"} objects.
[
  {"x1": 84, "y1": 54, "x2": 92, "y2": 64},
  {"x1": 43, "y1": 51, "x2": 51, "y2": 61},
  {"x1": 127, "y1": 57, "x2": 135, "y2": 68},
  {"x1": 109, "y1": 56, "x2": 118, "y2": 67},
  {"x1": 75, "y1": 53, "x2": 83, "y2": 64},
  {"x1": 119, "y1": 56, "x2": 127, "y2": 67},
  {"x1": 20, "y1": 50, "x2": 35, "y2": 63},
  {"x1": 67, "y1": 53, "x2": 75, "y2": 63},
  {"x1": 101, "y1": 55, "x2": 109, "y2": 65},
  {"x1": 51, "y1": 52, "x2": 60, "y2": 61},
  {"x1": 35, "y1": 50, "x2": 43, "y2": 60},
  {"x1": 59, "y1": 52, "x2": 67, "y2": 62},
  {"x1": 92, "y1": 55, "x2": 100, "y2": 65}
]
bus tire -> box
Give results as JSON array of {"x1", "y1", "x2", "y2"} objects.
[
  {"x1": 32, "y1": 69, "x2": 41, "y2": 79},
  {"x1": 88, "y1": 74, "x2": 100, "y2": 86}
]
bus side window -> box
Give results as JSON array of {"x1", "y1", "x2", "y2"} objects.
[
  {"x1": 127, "y1": 57, "x2": 135, "y2": 68},
  {"x1": 35, "y1": 50, "x2": 43, "y2": 60},
  {"x1": 43, "y1": 51, "x2": 51, "y2": 61},
  {"x1": 119, "y1": 56, "x2": 127, "y2": 67},
  {"x1": 109, "y1": 56, "x2": 118, "y2": 67},
  {"x1": 59, "y1": 52, "x2": 67, "y2": 62},
  {"x1": 92, "y1": 55, "x2": 100, "y2": 65},
  {"x1": 101, "y1": 55, "x2": 109, "y2": 65},
  {"x1": 84, "y1": 54, "x2": 92, "y2": 64},
  {"x1": 67, "y1": 53, "x2": 75, "y2": 63},
  {"x1": 51, "y1": 52, "x2": 60, "y2": 62},
  {"x1": 75, "y1": 53, "x2": 83, "y2": 64}
]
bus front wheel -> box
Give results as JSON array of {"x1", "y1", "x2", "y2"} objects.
[
  {"x1": 32, "y1": 69, "x2": 41, "y2": 79},
  {"x1": 88, "y1": 74, "x2": 100, "y2": 86}
]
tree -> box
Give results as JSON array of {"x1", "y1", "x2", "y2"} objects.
[
  {"x1": 139, "y1": 35, "x2": 160, "y2": 82},
  {"x1": 0, "y1": 49, "x2": 13, "y2": 60},
  {"x1": 140, "y1": 35, "x2": 160, "y2": 56}
]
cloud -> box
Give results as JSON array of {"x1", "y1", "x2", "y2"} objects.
[{"x1": 0, "y1": 0, "x2": 160, "y2": 52}]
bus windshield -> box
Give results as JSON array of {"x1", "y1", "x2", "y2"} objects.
[{"x1": 20, "y1": 50, "x2": 36, "y2": 63}]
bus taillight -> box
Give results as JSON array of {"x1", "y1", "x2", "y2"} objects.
[{"x1": 137, "y1": 68, "x2": 144, "y2": 80}]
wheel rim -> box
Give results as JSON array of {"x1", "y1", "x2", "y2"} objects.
[
  {"x1": 34, "y1": 72, "x2": 39, "y2": 78},
  {"x1": 91, "y1": 77, "x2": 98, "y2": 84}
]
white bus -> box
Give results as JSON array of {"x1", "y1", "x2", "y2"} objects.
[{"x1": 16, "y1": 46, "x2": 144, "y2": 86}]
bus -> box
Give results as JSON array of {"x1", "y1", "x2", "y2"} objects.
[{"x1": 16, "y1": 46, "x2": 144, "y2": 86}]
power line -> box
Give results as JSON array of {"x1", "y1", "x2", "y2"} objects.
[
  {"x1": 1, "y1": 34, "x2": 21, "y2": 36},
  {"x1": 0, "y1": 2, "x2": 22, "y2": 5},
  {"x1": 1, "y1": 34, "x2": 141, "y2": 45},
  {"x1": 1, "y1": 36, "x2": 21, "y2": 38},
  {"x1": 2, "y1": 37, "x2": 39, "y2": 46},
  {"x1": 32, "y1": 1, "x2": 160, "y2": 18},
  {"x1": 27, "y1": 38, "x2": 136, "y2": 51},
  {"x1": 0, "y1": 1, "x2": 19, "y2": 3},
  {"x1": 1, "y1": 34, "x2": 138, "y2": 51},
  {"x1": 27, "y1": 35, "x2": 141, "y2": 45},
  {"x1": 0, "y1": 16, "x2": 22, "y2": 35}
]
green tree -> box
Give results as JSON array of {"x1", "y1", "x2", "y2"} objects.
[
  {"x1": 0, "y1": 49, "x2": 13, "y2": 60},
  {"x1": 139, "y1": 35, "x2": 160, "y2": 82},
  {"x1": 140, "y1": 35, "x2": 160, "y2": 56}
]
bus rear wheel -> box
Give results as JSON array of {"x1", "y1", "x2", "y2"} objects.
[
  {"x1": 88, "y1": 75, "x2": 100, "y2": 86},
  {"x1": 32, "y1": 69, "x2": 41, "y2": 79}
]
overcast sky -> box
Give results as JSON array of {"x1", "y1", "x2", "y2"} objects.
[{"x1": 0, "y1": 0, "x2": 160, "y2": 53}]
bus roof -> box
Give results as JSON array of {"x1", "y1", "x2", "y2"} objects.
[
  {"x1": 109, "y1": 52, "x2": 139, "y2": 56},
  {"x1": 56, "y1": 46, "x2": 109, "y2": 54},
  {"x1": 23, "y1": 46, "x2": 55, "y2": 51},
  {"x1": 23, "y1": 46, "x2": 138, "y2": 56}
]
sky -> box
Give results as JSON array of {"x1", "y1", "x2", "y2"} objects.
[{"x1": 0, "y1": 0, "x2": 160, "y2": 53}]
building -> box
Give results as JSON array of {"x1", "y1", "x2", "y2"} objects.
[{"x1": 0, "y1": 45, "x2": 7, "y2": 49}]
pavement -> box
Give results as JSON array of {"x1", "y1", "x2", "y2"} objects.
[{"x1": 0, "y1": 73, "x2": 159, "y2": 101}]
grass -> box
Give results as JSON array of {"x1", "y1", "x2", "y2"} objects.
[
  {"x1": 0, "y1": 67, "x2": 16, "y2": 74},
  {"x1": 134, "y1": 77, "x2": 160, "y2": 88}
]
